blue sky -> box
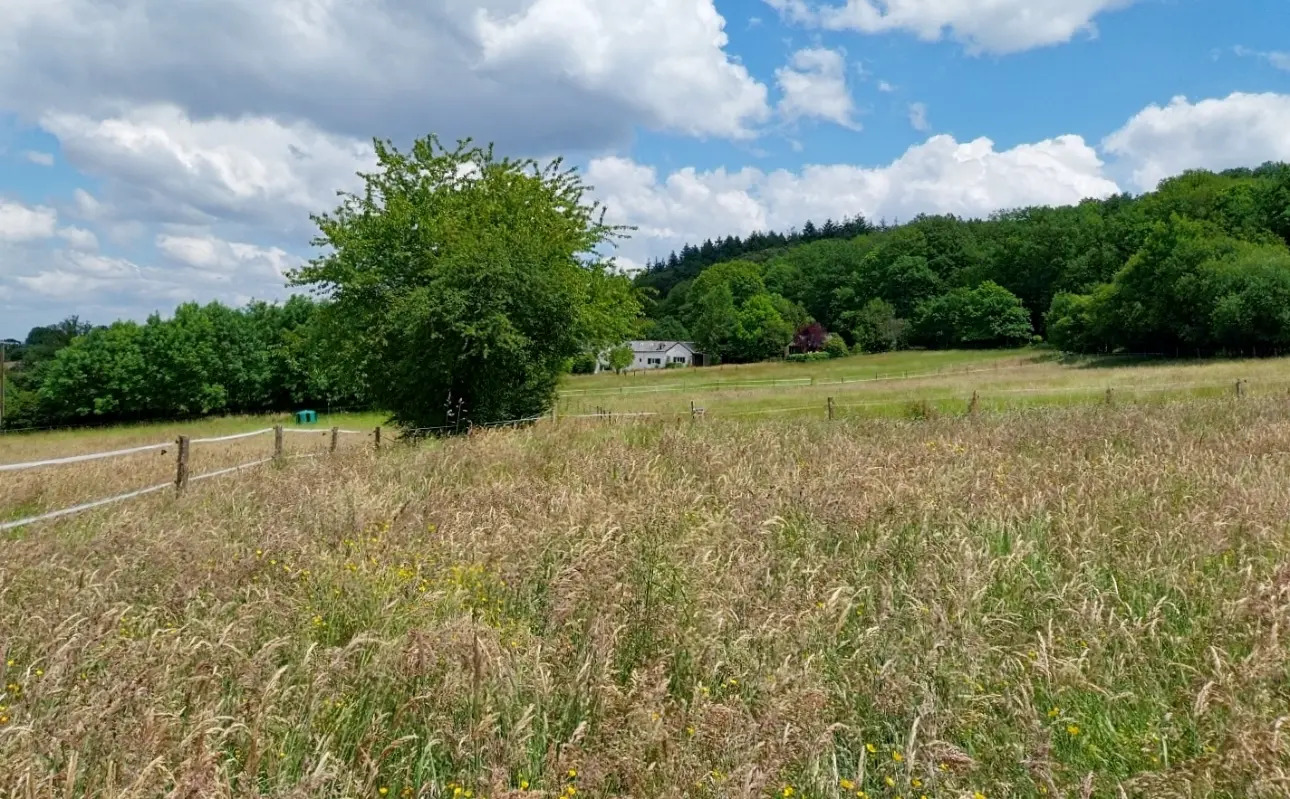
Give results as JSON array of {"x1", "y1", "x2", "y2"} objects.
[{"x1": 1, "y1": 0, "x2": 1288, "y2": 339}]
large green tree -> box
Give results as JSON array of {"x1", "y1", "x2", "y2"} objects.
[{"x1": 291, "y1": 136, "x2": 640, "y2": 430}]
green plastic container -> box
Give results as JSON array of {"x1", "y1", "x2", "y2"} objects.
[{"x1": 294, "y1": 410, "x2": 318, "y2": 425}]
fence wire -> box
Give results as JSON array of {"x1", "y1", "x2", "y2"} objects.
[
  {"x1": 0, "y1": 456, "x2": 275, "y2": 532},
  {"x1": 3, "y1": 376, "x2": 1285, "y2": 532}
]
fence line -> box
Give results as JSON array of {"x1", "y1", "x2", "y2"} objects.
[
  {"x1": 0, "y1": 441, "x2": 172, "y2": 473},
  {"x1": 4, "y1": 376, "x2": 1284, "y2": 532},
  {"x1": 0, "y1": 456, "x2": 281, "y2": 533},
  {"x1": 560, "y1": 359, "x2": 1041, "y2": 397},
  {"x1": 0, "y1": 480, "x2": 173, "y2": 532},
  {"x1": 191, "y1": 428, "x2": 274, "y2": 444},
  {"x1": 0, "y1": 426, "x2": 349, "y2": 474}
]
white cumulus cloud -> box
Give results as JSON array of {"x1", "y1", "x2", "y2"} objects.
[
  {"x1": 767, "y1": 0, "x2": 1138, "y2": 54},
  {"x1": 156, "y1": 233, "x2": 297, "y2": 285},
  {"x1": 908, "y1": 102, "x2": 930, "y2": 132},
  {"x1": 1102, "y1": 92, "x2": 1290, "y2": 190},
  {"x1": 589, "y1": 133, "x2": 1120, "y2": 267},
  {"x1": 42, "y1": 105, "x2": 377, "y2": 236},
  {"x1": 57, "y1": 226, "x2": 99, "y2": 251},
  {"x1": 775, "y1": 47, "x2": 860, "y2": 129},
  {"x1": 0, "y1": 0, "x2": 769, "y2": 150},
  {"x1": 0, "y1": 200, "x2": 58, "y2": 242}
]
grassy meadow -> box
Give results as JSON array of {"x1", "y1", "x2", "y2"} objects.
[
  {"x1": 4, "y1": 355, "x2": 1290, "y2": 796},
  {"x1": 556, "y1": 350, "x2": 1290, "y2": 418}
]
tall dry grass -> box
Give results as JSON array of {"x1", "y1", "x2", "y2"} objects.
[{"x1": 4, "y1": 398, "x2": 1290, "y2": 798}]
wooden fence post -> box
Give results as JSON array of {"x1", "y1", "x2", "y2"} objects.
[
  {"x1": 330, "y1": 426, "x2": 339, "y2": 453},
  {"x1": 1236, "y1": 379, "x2": 1244, "y2": 398},
  {"x1": 827, "y1": 397, "x2": 835, "y2": 420},
  {"x1": 1105, "y1": 388, "x2": 1114, "y2": 405},
  {"x1": 969, "y1": 391, "x2": 980, "y2": 417},
  {"x1": 274, "y1": 425, "x2": 284, "y2": 460},
  {"x1": 374, "y1": 426, "x2": 382, "y2": 451},
  {"x1": 175, "y1": 436, "x2": 190, "y2": 496}
]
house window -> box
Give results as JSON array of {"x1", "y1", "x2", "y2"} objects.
[
  {"x1": 672, "y1": 356, "x2": 686, "y2": 363},
  {"x1": 648, "y1": 358, "x2": 661, "y2": 365}
]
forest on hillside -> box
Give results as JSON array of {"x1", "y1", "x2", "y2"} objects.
[
  {"x1": 635, "y1": 163, "x2": 1290, "y2": 362},
  {"x1": 4, "y1": 161, "x2": 1289, "y2": 430}
]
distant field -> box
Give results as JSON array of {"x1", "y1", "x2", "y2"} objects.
[
  {"x1": 4, "y1": 392, "x2": 1290, "y2": 796},
  {"x1": 560, "y1": 348, "x2": 1031, "y2": 392},
  {"x1": 556, "y1": 349, "x2": 1290, "y2": 417}
]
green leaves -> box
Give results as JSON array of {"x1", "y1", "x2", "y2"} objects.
[
  {"x1": 911, "y1": 282, "x2": 1033, "y2": 349},
  {"x1": 13, "y1": 299, "x2": 360, "y2": 428},
  {"x1": 293, "y1": 135, "x2": 640, "y2": 430}
]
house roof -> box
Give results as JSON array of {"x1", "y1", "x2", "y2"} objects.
[{"x1": 627, "y1": 340, "x2": 698, "y2": 354}]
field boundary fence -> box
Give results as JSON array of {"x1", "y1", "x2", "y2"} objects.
[
  {"x1": 1, "y1": 424, "x2": 377, "y2": 533},
  {"x1": 2, "y1": 375, "x2": 1285, "y2": 532},
  {"x1": 558, "y1": 357, "x2": 1043, "y2": 397}
]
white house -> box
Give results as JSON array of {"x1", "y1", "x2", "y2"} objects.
[{"x1": 601, "y1": 341, "x2": 706, "y2": 372}]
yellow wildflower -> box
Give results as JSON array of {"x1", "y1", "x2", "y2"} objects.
[
  {"x1": 892, "y1": 751, "x2": 904, "y2": 762},
  {"x1": 567, "y1": 769, "x2": 577, "y2": 779},
  {"x1": 378, "y1": 788, "x2": 389, "y2": 796},
  {"x1": 975, "y1": 792, "x2": 987, "y2": 799},
  {"x1": 520, "y1": 781, "x2": 530, "y2": 790},
  {"x1": 1067, "y1": 724, "x2": 1080, "y2": 736},
  {"x1": 5, "y1": 659, "x2": 14, "y2": 668},
  {"x1": 1048, "y1": 707, "x2": 1060, "y2": 718},
  {"x1": 781, "y1": 787, "x2": 794, "y2": 798},
  {"x1": 885, "y1": 776, "x2": 896, "y2": 787},
  {"x1": 866, "y1": 743, "x2": 877, "y2": 753},
  {"x1": 911, "y1": 778, "x2": 922, "y2": 788},
  {"x1": 840, "y1": 779, "x2": 855, "y2": 790}
]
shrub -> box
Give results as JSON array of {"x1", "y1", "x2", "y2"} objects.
[
  {"x1": 823, "y1": 335, "x2": 849, "y2": 358},
  {"x1": 570, "y1": 353, "x2": 598, "y2": 374}
]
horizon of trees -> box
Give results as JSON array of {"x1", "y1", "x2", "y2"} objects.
[
  {"x1": 4, "y1": 160, "x2": 1289, "y2": 430},
  {"x1": 0, "y1": 297, "x2": 364, "y2": 430},
  {"x1": 634, "y1": 162, "x2": 1290, "y2": 361}
]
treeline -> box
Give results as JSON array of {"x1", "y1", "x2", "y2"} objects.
[
  {"x1": 1, "y1": 297, "x2": 365, "y2": 430},
  {"x1": 636, "y1": 163, "x2": 1290, "y2": 360}
]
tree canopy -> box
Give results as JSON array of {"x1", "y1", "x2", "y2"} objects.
[
  {"x1": 637, "y1": 163, "x2": 1290, "y2": 359},
  {"x1": 290, "y1": 136, "x2": 640, "y2": 430},
  {"x1": 1, "y1": 298, "x2": 360, "y2": 430}
]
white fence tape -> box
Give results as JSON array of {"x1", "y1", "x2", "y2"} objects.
[
  {"x1": 1, "y1": 456, "x2": 277, "y2": 532},
  {"x1": 191, "y1": 428, "x2": 274, "y2": 444},
  {"x1": 0, "y1": 441, "x2": 171, "y2": 473},
  {"x1": 0, "y1": 481, "x2": 172, "y2": 532},
  {"x1": 283, "y1": 428, "x2": 366, "y2": 435}
]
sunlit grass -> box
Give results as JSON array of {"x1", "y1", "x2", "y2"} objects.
[{"x1": 4, "y1": 392, "x2": 1290, "y2": 797}]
